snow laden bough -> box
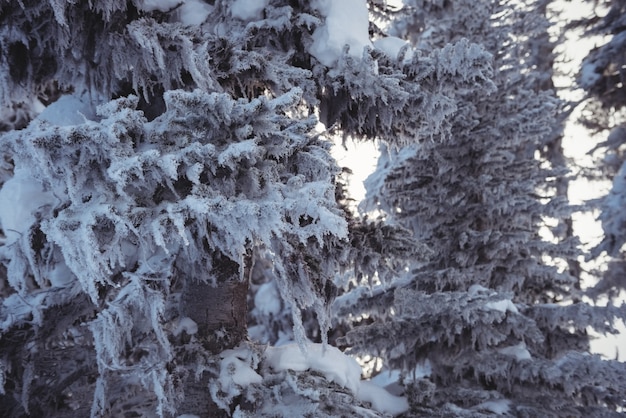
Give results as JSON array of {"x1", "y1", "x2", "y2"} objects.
[
  {"x1": 210, "y1": 341, "x2": 409, "y2": 417},
  {"x1": 0, "y1": 88, "x2": 353, "y2": 416}
]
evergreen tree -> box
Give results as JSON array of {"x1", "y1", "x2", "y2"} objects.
[
  {"x1": 335, "y1": 0, "x2": 626, "y2": 416},
  {"x1": 0, "y1": 1, "x2": 481, "y2": 416},
  {"x1": 575, "y1": 0, "x2": 626, "y2": 299},
  {"x1": 1, "y1": 1, "x2": 624, "y2": 417}
]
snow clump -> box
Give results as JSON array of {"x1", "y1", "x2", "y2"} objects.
[
  {"x1": 231, "y1": 0, "x2": 269, "y2": 20},
  {"x1": 266, "y1": 342, "x2": 409, "y2": 416},
  {"x1": 373, "y1": 36, "x2": 414, "y2": 63},
  {"x1": 485, "y1": 299, "x2": 519, "y2": 314},
  {"x1": 309, "y1": 0, "x2": 372, "y2": 66},
  {"x1": 0, "y1": 168, "x2": 56, "y2": 245}
]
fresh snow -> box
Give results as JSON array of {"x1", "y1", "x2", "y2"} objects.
[
  {"x1": 359, "y1": 381, "x2": 409, "y2": 416},
  {"x1": 36, "y1": 94, "x2": 96, "y2": 126},
  {"x1": 309, "y1": 0, "x2": 372, "y2": 66},
  {"x1": 265, "y1": 342, "x2": 362, "y2": 394},
  {"x1": 211, "y1": 345, "x2": 263, "y2": 412},
  {"x1": 219, "y1": 346, "x2": 263, "y2": 387},
  {"x1": 177, "y1": 0, "x2": 212, "y2": 25},
  {"x1": 265, "y1": 342, "x2": 409, "y2": 416},
  {"x1": 0, "y1": 168, "x2": 56, "y2": 245},
  {"x1": 373, "y1": 36, "x2": 414, "y2": 62},
  {"x1": 172, "y1": 317, "x2": 198, "y2": 336},
  {"x1": 231, "y1": 0, "x2": 269, "y2": 21}
]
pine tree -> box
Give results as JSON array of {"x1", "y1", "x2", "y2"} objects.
[
  {"x1": 0, "y1": 1, "x2": 485, "y2": 416},
  {"x1": 0, "y1": 1, "x2": 346, "y2": 416},
  {"x1": 574, "y1": 0, "x2": 626, "y2": 299},
  {"x1": 335, "y1": 0, "x2": 626, "y2": 416},
  {"x1": 3, "y1": 1, "x2": 623, "y2": 417}
]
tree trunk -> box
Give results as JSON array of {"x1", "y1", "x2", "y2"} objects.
[
  {"x1": 177, "y1": 251, "x2": 250, "y2": 417},
  {"x1": 181, "y1": 277, "x2": 249, "y2": 354}
]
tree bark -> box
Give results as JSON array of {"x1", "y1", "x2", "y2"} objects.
[
  {"x1": 177, "y1": 251, "x2": 250, "y2": 417},
  {"x1": 181, "y1": 278, "x2": 249, "y2": 354}
]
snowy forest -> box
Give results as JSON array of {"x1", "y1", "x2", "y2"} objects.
[{"x1": 0, "y1": 0, "x2": 625, "y2": 416}]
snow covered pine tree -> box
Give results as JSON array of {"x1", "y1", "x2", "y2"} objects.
[
  {"x1": 575, "y1": 0, "x2": 626, "y2": 300},
  {"x1": 335, "y1": 0, "x2": 626, "y2": 416},
  {"x1": 2, "y1": 0, "x2": 624, "y2": 417},
  {"x1": 0, "y1": 0, "x2": 445, "y2": 416}
]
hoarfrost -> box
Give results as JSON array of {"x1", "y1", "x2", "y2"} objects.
[{"x1": 0, "y1": 293, "x2": 47, "y2": 332}]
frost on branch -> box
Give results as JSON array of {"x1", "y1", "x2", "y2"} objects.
[
  {"x1": 332, "y1": 0, "x2": 626, "y2": 415},
  {"x1": 316, "y1": 38, "x2": 495, "y2": 143},
  {"x1": 0, "y1": 88, "x2": 347, "y2": 415}
]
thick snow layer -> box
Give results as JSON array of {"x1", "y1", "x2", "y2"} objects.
[
  {"x1": 266, "y1": 342, "x2": 362, "y2": 393},
  {"x1": 309, "y1": 0, "x2": 372, "y2": 66},
  {"x1": 359, "y1": 381, "x2": 409, "y2": 416},
  {"x1": 0, "y1": 168, "x2": 55, "y2": 245},
  {"x1": 485, "y1": 299, "x2": 519, "y2": 314},
  {"x1": 265, "y1": 342, "x2": 409, "y2": 416},
  {"x1": 36, "y1": 94, "x2": 96, "y2": 126},
  {"x1": 231, "y1": 0, "x2": 269, "y2": 20}
]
